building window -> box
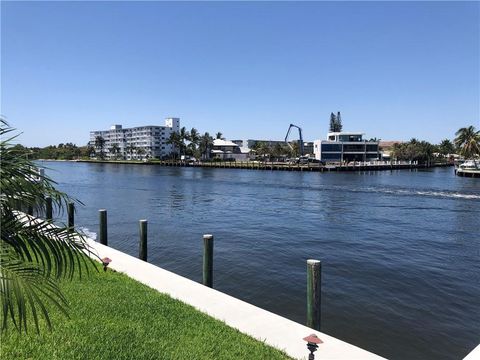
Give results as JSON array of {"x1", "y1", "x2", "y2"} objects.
[
  {"x1": 322, "y1": 144, "x2": 342, "y2": 152},
  {"x1": 366, "y1": 144, "x2": 378, "y2": 152},
  {"x1": 321, "y1": 153, "x2": 342, "y2": 160}
]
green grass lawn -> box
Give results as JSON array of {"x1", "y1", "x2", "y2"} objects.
[{"x1": 1, "y1": 263, "x2": 292, "y2": 360}]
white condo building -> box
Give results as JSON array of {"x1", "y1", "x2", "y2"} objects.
[{"x1": 89, "y1": 117, "x2": 180, "y2": 160}]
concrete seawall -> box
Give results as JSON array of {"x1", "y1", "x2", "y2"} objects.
[
  {"x1": 86, "y1": 238, "x2": 385, "y2": 360},
  {"x1": 72, "y1": 159, "x2": 452, "y2": 173}
]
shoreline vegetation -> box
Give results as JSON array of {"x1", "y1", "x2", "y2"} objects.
[{"x1": 0, "y1": 262, "x2": 292, "y2": 360}]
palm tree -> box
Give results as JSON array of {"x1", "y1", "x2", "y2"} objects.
[
  {"x1": 187, "y1": 128, "x2": 200, "y2": 159},
  {"x1": 271, "y1": 143, "x2": 286, "y2": 161},
  {"x1": 286, "y1": 142, "x2": 299, "y2": 158},
  {"x1": 94, "y1": 136, "x2": 106, "y2": 160},
  {"x1": 455, "y1": 126, "x2": 480, "y2": 160},
  {"x1": 125, "y1": 144, "x2": 136, "y2": 160},
  {"x1": 86, "y1": 145, "x2": 96, "y2": 158},
  {"x1": 215, "y1": 132, "x2": 224, "y2": 140},
  {"x1": 166, "y1": 132, "x2": 181, "y2": 159},
  {"x1": 438, "y1": 139, "x2": 455, "y2": 156},
  {"x1": 136, "y1": 147, "x2": 146, "y2": 160},
  {"x1": 256, "y1": 142, "x2": 272, "y2": 161},
  {"x1": 179, "y1": 127, "x2": 189, "y2": 157},
  {"x1": 199, "y1": 132, "x2": 214, "y2": 160},
  {"x1": 109, "y1": 143, "x2": 121, "y2": 160},
  {"x1": 1, "y1": 120, "x2": 95, "y2": 332}
]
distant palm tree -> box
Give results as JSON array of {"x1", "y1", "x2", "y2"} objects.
[
  {"x1": 86, "y1": 145, "x2": 96, "y2": 158},
  {"x1": 179, "y1": 127, "x2": 189, "y2": 157},
  {"x1": 289, "y1": 142, "x2": 300, "y2": 157},
  {"x1": 109, "y1": 143, "x2": 121, "y2": 160},
  {"x1": 199, "y1": 132, "x2": 214, "y2": 160},
  {"x1": 187, "y1": 128, "x2": 200, "y2": 158},
  {"x1": 215, "y1": 132, "x2": 224, "y2": 140},
  {"x1": 455, "y1": 126, "x2": 480, "y2": 160},
  {"x1": 125, "y1": 144, "x2": 137, "y2": 160},
  {"x1": 136, "y1": 147, "x2": 146, "y2": 160},
  {"x1": 438, "y1": 139, "x2": 455, "y2": 156},
  {"x1": 256, "y1": 142, "x2": 272, "y2": 161},
  {"x1": 166, "y1": 132, "x2": 181, "y2": 159},
  {"x1": 94, "y1": 136, "x2": 106, "y2": 159},
  {"x1": 1, "y1": 120, "x2": 95, "y2": 332}
]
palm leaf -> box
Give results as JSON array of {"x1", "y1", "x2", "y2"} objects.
[{"x1": 1, "y1": 119, "x2": 98, "y2": 333}]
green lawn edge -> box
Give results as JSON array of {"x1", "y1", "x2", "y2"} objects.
[{"x1": 1, "y1": 263, "x2": 292, "y2": 360}]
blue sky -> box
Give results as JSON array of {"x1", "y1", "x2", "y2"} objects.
[{"x1": 2, "y1": 1, "x2": 479, "y2": 147}]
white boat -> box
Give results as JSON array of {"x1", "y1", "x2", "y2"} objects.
[{"x1": 455, "y1": 160, "x2": 480, "y2": 178}]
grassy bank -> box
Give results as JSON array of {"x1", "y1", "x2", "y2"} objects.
[{"x1": 1, "y1": 263, "x2": 291, "y2": 360}]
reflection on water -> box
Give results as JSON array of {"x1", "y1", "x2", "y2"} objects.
[{"x1": 40, "y1": 161, "x2": 480, "y2": 360}]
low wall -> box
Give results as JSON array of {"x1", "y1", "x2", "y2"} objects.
[{"x1": 86, "y1": 239, "x2": 385, "y2": 360}]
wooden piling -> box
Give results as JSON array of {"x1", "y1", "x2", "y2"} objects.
[
  {"x1": 99, "y1": 209, "x2": 108, "y2": 245},
  {"x1": 68, "y1": 202, "x2": 75, "y2": 230},
  {"x1": 45, "y1": 196, "x2": 53, "y2": 220},
  {"x1": 203, "y1": 234, "x2": 214, "y2": 287},
  {"x1": 307, "y1": 259, "x2": 322, "y2": 330},
  {"x1": 139, "y1": 219, "x2": 148, "y2": 261}
]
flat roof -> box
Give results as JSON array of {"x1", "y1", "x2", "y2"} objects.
[
  {"x1": 327, "y1": 132, "x2": 365, "y2": 136},
  {"x1": 213, "y1": 139, "x2": 239, "y2": 147}
]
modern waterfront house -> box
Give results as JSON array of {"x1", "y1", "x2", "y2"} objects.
[
  {"x1": 89, "y1": 117, "x2": 180, "y2": 160},
  {"x1": 211, "y1": 139, "x2": 250, "y2": 161},
  {"x1": 313, "y1": 132, "x2": 380, "y2": 162}
]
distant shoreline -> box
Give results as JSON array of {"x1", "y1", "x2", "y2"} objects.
[{"x1": 37, "y1": 158, "x2": 453, "y2": 173}]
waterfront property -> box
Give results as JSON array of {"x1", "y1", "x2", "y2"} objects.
[
  {"x1": 314, "y1": 132, "x2": 380, "y2": 162},
  {"x1": 211, "y1": 139, "x2": 250, "y2": 161},
  {"x1": 232, "y1": 139, "x2": 315, "y2": 157},
  {"x1": 89, "y1": 117, "x2": 180, "y2": 160}
]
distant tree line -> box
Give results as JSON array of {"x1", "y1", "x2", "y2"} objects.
[
  {"x1": 12, "y1": 143, "x2": 91, "y2": 160},
  {"x1": 389, "y1": 126, "x2": 480, "y2": 162},
  {"x1": 164, "y1": 127, "x2": 224, "y2": 160},
  {"x1": 250, "y1": 141, "x2": 301, "y2": 160}
]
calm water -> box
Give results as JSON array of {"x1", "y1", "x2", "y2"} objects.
[{"x1": 40, "y1": 161, "x2": 480, "y2": 360}]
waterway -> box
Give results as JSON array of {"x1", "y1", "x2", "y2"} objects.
[{"x1": 40, "y1": 161, "x2": 480, "y2": 360}]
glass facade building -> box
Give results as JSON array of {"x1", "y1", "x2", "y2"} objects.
[{"x1": 314, "y1": 132, "x2": 380, "y2": 163}]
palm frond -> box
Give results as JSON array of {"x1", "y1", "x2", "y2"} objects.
[
  {"x1": 1, "y1": 246, "x2": 69, "y2": 333},
  {"x1": 1, "y1": 119, "x2": 98, "y2": 333}
]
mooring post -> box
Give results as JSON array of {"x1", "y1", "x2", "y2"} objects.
[
  {"x1": 203, "y1": 234, "x2": 214, "y2": 287},
  {"x1": 45, "y1": 196, "x2": 53, "y2": 220},
  {"x1": 68, "y1": 202, "x2": 75, "y2": 230},
  {"x1": 99, "y1": 209, "x2": 108, "y2": 245},
  {"x1": 307, "y1": 259, "x2": 322, "y2": 331},
  {"x1": 139, "y1": 219, "x2": 148, "y2": 261}
]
